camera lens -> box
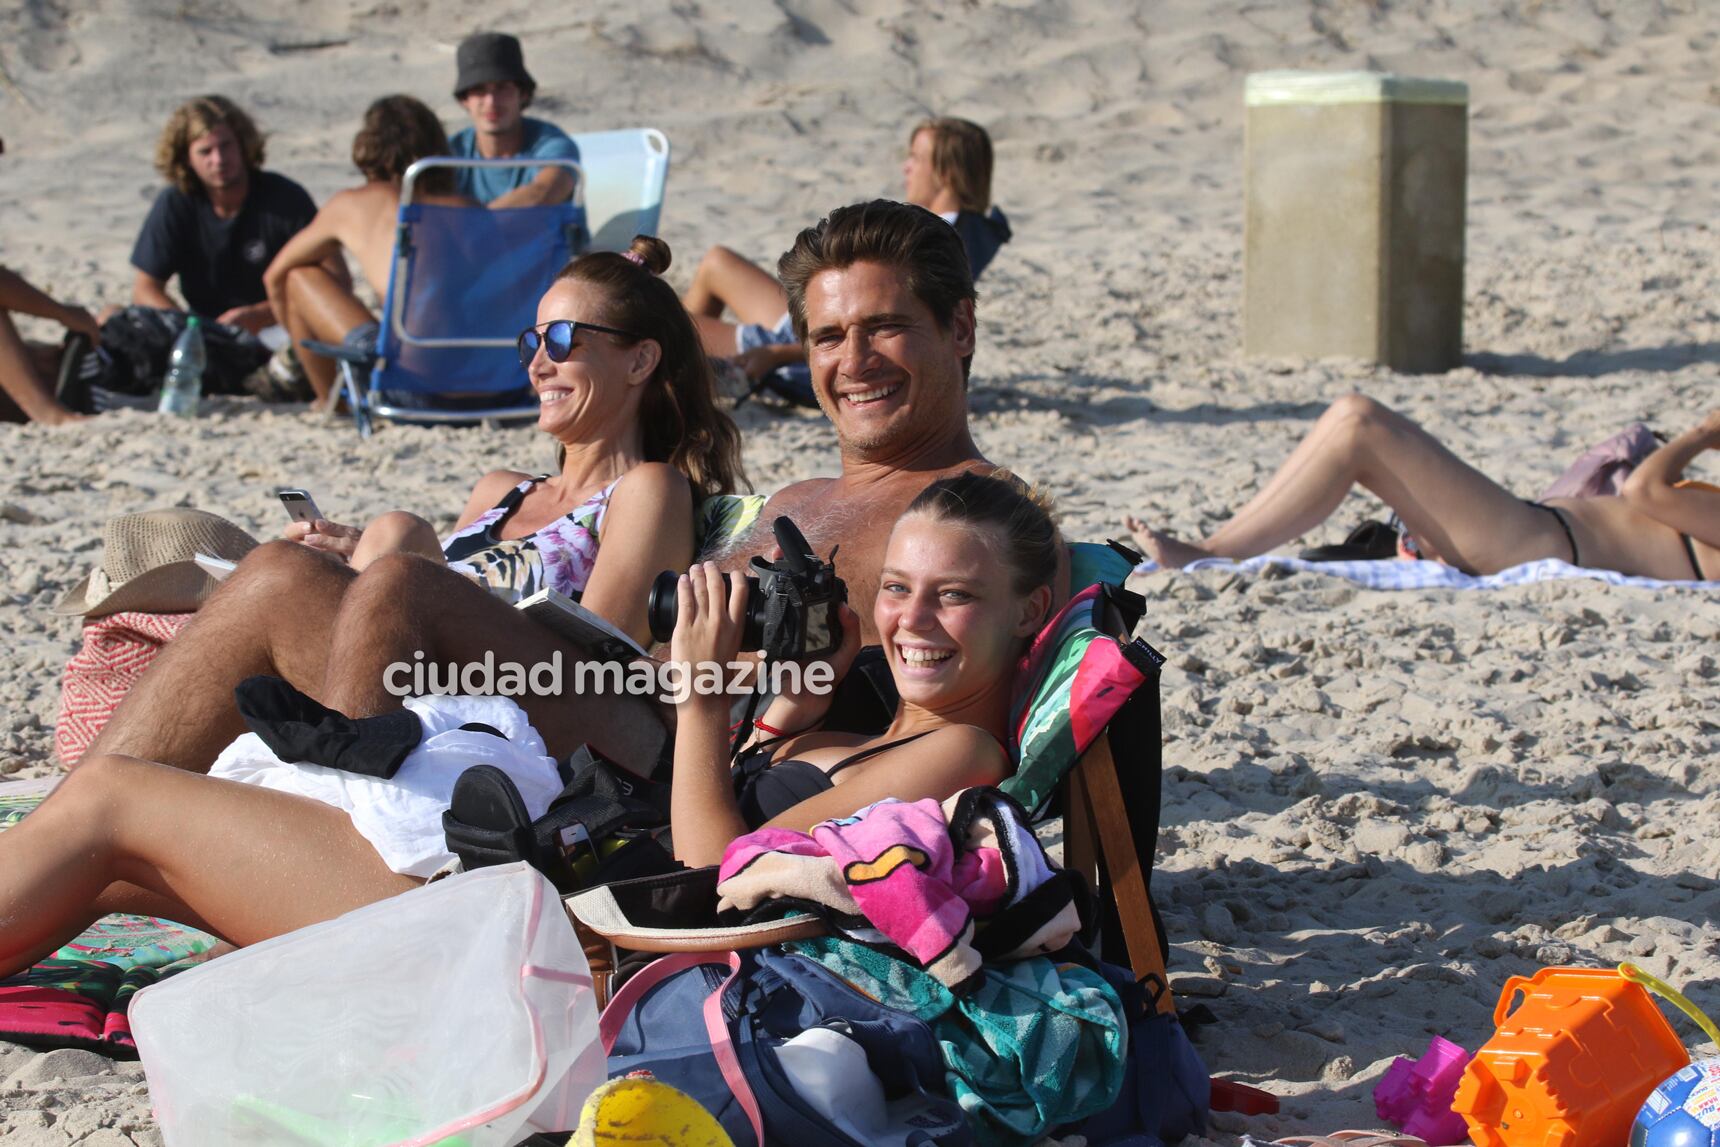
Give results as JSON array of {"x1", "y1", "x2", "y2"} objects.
[
  {"x1": 647, "y1": 569, "x2": 772, "y2": 650},
  {"x1": 646, "y1": 570, "x2": 682, "y2": 643}
]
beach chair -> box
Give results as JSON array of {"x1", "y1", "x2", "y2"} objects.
[
  {"x1": 566, "y1": 128, "x2": 671, "y2": 253},
  {"x1": 998, "y1": 546, "x2": 1173, "y2": 1003},
  {"x1": 306, "y1": 156, "x2": 583, "y2": 437}
]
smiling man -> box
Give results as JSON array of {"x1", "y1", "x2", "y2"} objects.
[
  {"x1": 130, "y1": 96, "x2": 321, "y2": 332},
  {"x1": 722, "y1": 200, "x2": 996, "y2": 647},
  {"x1": 447, "y1": 32, "x2": 578, "y2": 208}
]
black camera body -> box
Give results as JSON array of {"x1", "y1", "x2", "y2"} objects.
[{"x1": 647, "y1": 516, "x2": 847, "y2": 661}]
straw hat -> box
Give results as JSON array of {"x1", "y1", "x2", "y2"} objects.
[{"x1": 55, "y1": 509, "x2": 259, "y2": 618}]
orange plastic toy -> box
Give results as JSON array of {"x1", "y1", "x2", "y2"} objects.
[{"x1": 1452, "y1": 967, "x2": 1691, "y2": 1147}]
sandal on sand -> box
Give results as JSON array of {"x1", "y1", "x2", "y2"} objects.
[{"x1": 1274, "y1": 1131, "x2": 1430, "y2": 1147}]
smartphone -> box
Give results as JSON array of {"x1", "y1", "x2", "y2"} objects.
[{"x1": 278, "y1": 488, "x2": 324, "y2": 525}]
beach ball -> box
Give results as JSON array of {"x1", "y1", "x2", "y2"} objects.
[{"x1": 1632, "y1": 1059, "x2": 1720, "y2": 1147}]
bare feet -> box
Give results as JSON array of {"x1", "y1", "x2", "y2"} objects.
[{"x1": 1124, "y1": 514, "x2": 1213, "y2": 569}]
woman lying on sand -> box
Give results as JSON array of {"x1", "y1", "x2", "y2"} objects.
[
  {"x1": 0, "y1": 473, "x2": 1054, "y2": 973},
  {"x1": 668, "y1": 471, "x2": 1056, "y2": 866},
  {"x1": 1125, "y1": 394, "x2": 1718, "y2": 581},
  {"x1": 83, "y1": 235, "x2": 741, "y2": 776}
]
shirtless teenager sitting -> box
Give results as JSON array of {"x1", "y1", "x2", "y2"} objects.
[{"x1": 263, "y1": 95, "x2": 475, "y2": 407}]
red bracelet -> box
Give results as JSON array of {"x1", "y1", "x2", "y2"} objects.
[{"x1": 753, "y1": 720, "x2": 787, "y2": 738}]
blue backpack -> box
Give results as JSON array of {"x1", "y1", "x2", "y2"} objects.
[{"x1": 601, "y1": 947, "x2": 971, "y2": 1147}]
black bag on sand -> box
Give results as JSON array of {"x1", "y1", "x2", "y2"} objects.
[{"x1": 94, "y1": 306, "x2": 270, "y2": 397}]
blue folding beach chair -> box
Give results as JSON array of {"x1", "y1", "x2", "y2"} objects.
[
  {"x1": 313, "y1": 133, "x2": 671, "y2": 437},
  {"x1": 306, "y1": 156, "x2": 582, "y2": 437}
]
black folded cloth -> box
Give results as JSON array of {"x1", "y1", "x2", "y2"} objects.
[{"x1": 233, "y1": 675, "x2": 423, "y2": 779}]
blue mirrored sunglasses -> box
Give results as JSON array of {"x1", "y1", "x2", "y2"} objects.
[{"x1": 517, "y1": 319, "x2": 637, "y2": 367}]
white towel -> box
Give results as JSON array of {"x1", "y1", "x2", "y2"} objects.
[{"x1": 209, "y1": 694, "x2": 564, "y2": 878}]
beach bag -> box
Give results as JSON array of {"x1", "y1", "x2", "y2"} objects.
[
  {"x1": 129, "y1": 863, "x2": 604, "y2": 1146},
  {"x1": 55, "y1": 611, "x2": 192, "y2": 769},
  {"x1": 1540, "y1": 422, "x2": 1662, "y2": 499},
  {"x1": 94, "y1": 305, "x2": 270, "y2": 396},
  {"x1": 601, "y1": 946, "x2": 972, "y2": 1147},
  {"x1": 788, "y1": 936, "x2": 1128, "y2": 1147},
  {"x1": 1061, "y1": 961, "x2": 1211, "y2": 1146}
]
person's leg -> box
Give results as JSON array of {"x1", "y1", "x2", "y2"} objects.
[
  {"x1": 682, "y1": 246, "x2": 790, "y2": 325},
  {"x1": 85, "y1": 541, "x2": 356, "y2": 771},
  {"x1": 0, "y1": 753, "x2": 419, "y2": 978},
  {"x1": 0, "y1": 311, "x2": 79, "y2": 425},
  {"x1": 1126, "y1": 394, "x2": 1565, "y2": 573},
  {"x1": 319, "y1": 554, "x2": 668, "y2": 770},
  {"x1": 691, "y1": 313, "x2": 746, "y2": 359},
  {"x1": 282, "y1": 265, "x2": 375, "y2": 405},
  {"x1": 350, "y1": 511, "x2": 446, "y2": 571}
]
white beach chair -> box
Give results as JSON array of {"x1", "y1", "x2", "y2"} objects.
[{"x1": 568, "y1": 128, "x2": 672, "y2": 251}]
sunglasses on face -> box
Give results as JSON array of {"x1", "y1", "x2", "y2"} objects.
[{"x1": 517, "y1": 319, "x2": 636, "y2": 367}]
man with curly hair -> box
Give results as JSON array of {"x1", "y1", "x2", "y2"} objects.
[
  {"x1": 129, "y1": 96, "x2": 323, "y2": 333},
  {"x1": 261, "y1": 95, "x2": 475, "y2": 406}
]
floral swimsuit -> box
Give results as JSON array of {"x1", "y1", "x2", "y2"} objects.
[{"x1": 441, "y1": 476, "x2": 620, "y2": 604}]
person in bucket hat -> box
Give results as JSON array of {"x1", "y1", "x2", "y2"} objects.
[
  {"x1": 55, "y1": 508, "x2": 258, "y2": 618},
  {"x1": 448, "y1": 31, "x2": 579, "y2": 207}
]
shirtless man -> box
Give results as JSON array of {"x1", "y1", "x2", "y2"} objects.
[
  {"x1": 718, "y1": 199, "x2": 996, "y2": 642},
  {"x1": 80, "y1": 201, "x2": 995, "y2": 778},
  {"x1": 263, "y1": 95, "x2": 474, "y2": 406}
]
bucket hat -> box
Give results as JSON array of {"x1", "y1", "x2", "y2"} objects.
[
  {"x1": 453, "y1": 32, "x2": 536, "y2": 100},
  {"x1": 55, "y1": 508, "x2": 258, "y2": 618}
]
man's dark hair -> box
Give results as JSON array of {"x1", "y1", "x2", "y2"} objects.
[
  {"x1": 351, "y1": 95, "x2": 455, "y2": 196},
  {"x1": 777, "y1": 199, "x2": 978, "y2": 379}
]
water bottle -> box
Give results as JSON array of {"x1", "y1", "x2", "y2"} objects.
[{"x1": 157, "y1": 316, "x2": 206, "y2": 418}]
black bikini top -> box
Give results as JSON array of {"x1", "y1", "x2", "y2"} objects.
[{"x1": 732, "y1": 731, "x2": 933, "y2": 828}]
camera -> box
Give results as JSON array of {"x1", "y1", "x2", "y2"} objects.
[{"x1": 647, "y1": 516, "x2": 847, "y2": 661}]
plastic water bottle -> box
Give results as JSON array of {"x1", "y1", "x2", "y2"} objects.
[{"x1": 157, "y1": 316, "x2": 206, "y2": 418}]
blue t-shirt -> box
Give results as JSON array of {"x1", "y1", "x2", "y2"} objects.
[{"x1": 446, "y1": 117, "x2": 580, "y2": 204}]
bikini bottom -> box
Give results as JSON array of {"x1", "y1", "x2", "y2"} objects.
[
  {"x1": 1525, "y1": 500, "x2": 1580, "y2": 566},
  {"x1": 1528, "y1": 500, "x2": 1705, "y2": 578}
]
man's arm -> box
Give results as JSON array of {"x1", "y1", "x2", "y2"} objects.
[
  {"x1": 0, "y1": 266, "x2": 100, "y2": 338},
  {"x1": 487, "y1": 165, "x2": 576, "y2": 209},
  {"x1": 131, "y1": 270, "x2": 179, "y2": 312}
]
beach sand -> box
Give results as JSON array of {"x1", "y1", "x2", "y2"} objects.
[{"x1": 2, "y1": 0, "x2": 1716, "y2": 1141}]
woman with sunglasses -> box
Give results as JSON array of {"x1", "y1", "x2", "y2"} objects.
[{"x1": 287, "y1": 235, "x2": 745, "y2": 645}]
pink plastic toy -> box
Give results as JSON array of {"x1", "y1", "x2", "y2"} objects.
[{"x1": 1374, "y1": 1035, "x2": 1473, "y2": 1146}]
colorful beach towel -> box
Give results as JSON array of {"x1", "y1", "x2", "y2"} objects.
[
  {"x1": 718, "y1": 788, "x2": 1082, "y2": 994},
  {"x1": 0, "y1": 956, "x2": 196, "y2": 1057},
  {"x1": 1135, "y1": 555, "x2": 1720, "y2": 592},
  {"x1": 788, "y1": 936, "x2": 1126, "y2": 1147}
]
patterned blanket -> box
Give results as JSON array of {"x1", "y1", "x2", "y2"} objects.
[{"x1": 0, "y1": 778, "x2": 218, "y2": 1057}]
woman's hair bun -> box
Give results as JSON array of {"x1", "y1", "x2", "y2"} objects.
[{"x1": 627, "y1": 234, "x2": 672, "y2": 275}]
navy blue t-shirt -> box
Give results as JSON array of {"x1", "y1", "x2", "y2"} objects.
[{"x1": 129, "y1": 170, "x2": 317, "y2": 318}]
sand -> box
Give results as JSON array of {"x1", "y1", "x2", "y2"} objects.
[{"x1": 2, "y1": 0, "x2": 1718, "y2": 1142}]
